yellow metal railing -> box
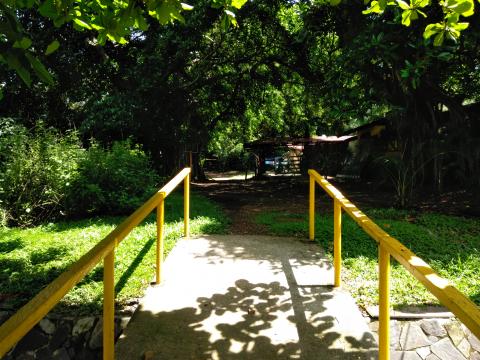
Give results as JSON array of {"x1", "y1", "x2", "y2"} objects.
[
  {"x1": 308, "y1": 169, "x2": 480, "y2": 360},
  {"x1": 0, "y1": 168, "x2": 191, "y2": 359}
]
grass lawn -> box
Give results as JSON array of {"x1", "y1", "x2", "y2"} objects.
[
  {"x1": 255, "y1": 208, "x2": 480, "y2": 309},
  {"x1": 0, "y1": 192, "x2": 228, "y2": 315}
]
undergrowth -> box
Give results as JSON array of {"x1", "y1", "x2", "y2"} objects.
[
  {"x1": 0, "y1": 192, "x2": 228, "y2": 315},
  {"x1": 255, "y1": 208, "x2": 480, "y2": 308}
]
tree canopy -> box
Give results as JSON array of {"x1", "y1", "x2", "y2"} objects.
[
  {"x1": 0, "y1": 0, "x2": 479, "y2": 201},
  {"x1": 0, "y1": 0, "x2": 477, "y2": 98}
]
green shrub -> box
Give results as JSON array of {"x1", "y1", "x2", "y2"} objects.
[
  {"x1": 68, "y1": 141, "x2": 160, "y2": 216},
  {"x1": 0, "y1": 120, "x2": 160, "y2": 224},
  {"x1": 0, "y1": 120, "x2": 82, "y2": 226}
]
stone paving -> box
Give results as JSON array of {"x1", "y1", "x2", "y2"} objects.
[{"x1": 368, "y1": 318, "x2": 480, "y2": 360}]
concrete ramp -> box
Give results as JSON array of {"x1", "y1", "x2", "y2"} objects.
[{"x1": 115, "y1": 235, "x2": 378, "y2": 359}]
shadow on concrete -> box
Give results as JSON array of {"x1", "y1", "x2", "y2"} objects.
[
  {"x1": 115, "y1": 236, "x2": 377, "y2": 359},
  {"x1": 193, "y1": 235, "x2": 334, "y2": 279}
]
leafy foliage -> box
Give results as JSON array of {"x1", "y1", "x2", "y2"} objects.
[
  {"x1": 0, "y1": 120, "x2": 82, "y2": 226},
  {"x1": 362, "y1": 0, "x2": 476, "y2": 44},
  {"x1": 1, "y1": 0, "x2": 479, "y2": 204},
  {"x1": 0, "y1": 121, "x2": 161, "y2": 225},
  {"x1": 0, "y1": 0, "x2": 246, "y2": 98},
  {"x1": 68, "y1": 140, "x2": 160, "y2": 217}
]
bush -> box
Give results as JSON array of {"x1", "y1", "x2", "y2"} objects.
[
  {"x1": 68, "y1": 141, "x2": 160, "y2": 216},
  {"x1": 0, "y1": 119, "x2": 160, "y2": 225},
  {"x1": 0, "y1": 120, "x2": 82, "y2": 226}
]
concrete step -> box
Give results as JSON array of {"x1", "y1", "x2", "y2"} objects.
[{"x1": 115, "y1": 235, "x2": 378, "y2": 359}]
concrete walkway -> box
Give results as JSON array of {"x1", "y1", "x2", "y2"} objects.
[{"x1": 115, "y1": 235, "x2": 378, "y2": 359}]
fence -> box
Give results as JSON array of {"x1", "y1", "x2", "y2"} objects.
[
  {"x1": 308, "y1": 169, "x2": 480, "y2": 360},
  {"x1": 0, "y1": 168, "x2": 191, "y2": 359}
]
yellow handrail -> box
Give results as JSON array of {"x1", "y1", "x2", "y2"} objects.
[
  {"x1": 0, "y1": 168, "x2": 191, "y2": 359},
  {"x1": 308, "y1": 169, "x2": 480, "y2": 360}
]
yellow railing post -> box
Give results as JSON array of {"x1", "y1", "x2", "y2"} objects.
[
  {"x1": 309, "y1": 174, "x2": 315, "y2": 241},
  {"x1": 306, "y1": 169, "x2": 480, "y2": 348},
  {"x1": 103, "y1": 250, "x2": 115, "y2": 360},
  {"x1": 0, "y1": 168, "x2": 193, "y2": 358},
  {"x1": 333, "y1": 199, "x2": 342, "y2": 288},
  {"x1": 156, "y1": 193, "x2": 166, "y2": 285},
  {"x1": 379, "y1": 244, "x2": 390, "y2": 360},
  {"x1": 184, "y1": 170, "x2": 190, "y2": 238}
]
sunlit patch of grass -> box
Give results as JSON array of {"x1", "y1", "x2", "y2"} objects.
[
  {"x1": 0, "y1": 192, "x2": 228, "y2": 315},
  {"x1": 255, "y1": 209, "x2": 480, "y2": 308}
]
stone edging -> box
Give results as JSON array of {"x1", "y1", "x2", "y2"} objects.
[
  {"x1": 0, "y1": 303, "x2": 137, "y2": 360},
  {"x1": 368, "y1": 318, "x2": 480, "y2": 360}
]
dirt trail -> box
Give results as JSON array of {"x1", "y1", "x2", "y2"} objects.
[
  {"x1": 193, "y1": 175, "x2": 393, "y2": 235},
  {"x1": 193, "y1": 174, "x2": 476, "y2": 234}
]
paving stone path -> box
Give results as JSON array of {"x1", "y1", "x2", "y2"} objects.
[{"x1": 368, "y1": 318, "x2": 480, "y2": 359}]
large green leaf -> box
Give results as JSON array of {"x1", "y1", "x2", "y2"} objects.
[
  {"x1": 25, "y1": 53, "x2": 54, "y2": 85},
  {"x1": 433, "y1": 31, "x2": 445, "y2": 46},
  {"x1": 13, "y1": 37, "x2": 32, "y2": 50},
  {"x1": 454, "y1": 0, "x2": 475, "y2": 15},
  {"x1": 396, "y1": 0, "x2": 410, "y2": 10},
  {"x1": 73, "y1": 18, "x2": 93, "y2": 29},
  {"x1": 231, "y1": 0, "x2": 247, "y2": 9},
  {"x1": 180, "y1": 3, "x2": 193, "y2": 10},
  {"x1": 154, "y1": 1, "x2": 184, "y2": 25},
  {"x1": 4, "y1": 52, "x2": 32, "y2": 86},
  {"x1": 45, "y1": 39, "x2": 60, "y2": 55},
  {"x1": 38, "y1": 0, "x2": 57, "y2": 18},
  {"x1": 452, "y1": 22, "x2": 470, "y2": 31},
  {"x1": 423, "y1": 23, "x2": 444, "y2": 39},
  {"x1": 401, "y1": 9, "x2": 413, "y2": 25},
  {"x1": 363, "y1": 1, "x2": 384, "y2": 14}
]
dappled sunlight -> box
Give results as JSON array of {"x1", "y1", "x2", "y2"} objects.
[
  {"x1": 424, "y1": 273, "x2": 450, "y2": 289},
  {"x1": 116, "y1": 235, "x2": 378, "y2": 359},
  {"x1": 191, "y1": 235, "x2": 330, "y2": 279},
  {"x1": 408, "y1": 255, "x2": 428, "y2": 268}
]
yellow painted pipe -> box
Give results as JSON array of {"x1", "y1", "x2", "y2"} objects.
[
  {"x1": 103, "y1": 250, "x2": 115, "y2": 360},
  {"x1": 184, "y1": 171, "x2": 190, "y2": 238},
  {"x1": 378, "y1": 244, "x2": 390, "y2": 360},
  {"x1": 159, "y1": 168, "x2": 191, "y2": 196},
  {"x1": 309, "y1": 175, "x2": 315, "y2": 241},
  {"x1": 307, "y1": 169, "x2": 480, "y2": 340},
  {"x1": 333, "y1": 199, "x2": 342, "y2": 288},
  {"x1": 0, "y1": 168, "x2": 191, "y2": 357},
  {"x1": 156, "y1": 193, "x2": 165, "y2": 285}
]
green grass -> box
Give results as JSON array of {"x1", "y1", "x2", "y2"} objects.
[
  {"x1": 255, "y1": 209, "x2": 480, "y2": 309},
  {"x1": 0, "y1": 192, "x2": 228, "y2": 315}
]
